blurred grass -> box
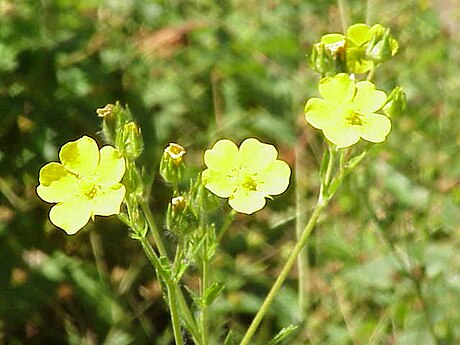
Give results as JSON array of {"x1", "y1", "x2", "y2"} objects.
[{"x1": 1, "y1": 0, "x2": 460, "y2": 344}]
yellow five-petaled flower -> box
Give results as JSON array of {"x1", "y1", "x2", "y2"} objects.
[
  {"x1": 202, "y1": 138, "x2": 291, "y2": 214},
  {"x1": 305, "y1": 73, "x2": 391, "y2": 148},
  {"x1": 36, "y1": 136, "x2": 126, "y2": 235}
]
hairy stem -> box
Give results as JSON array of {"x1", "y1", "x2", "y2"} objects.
[
  {"x1": 139, "y1": 222, "x2": 201, "y2": 344},
  {"x1": 167, "y1": 281, "x2": 184, "y2": 345}
]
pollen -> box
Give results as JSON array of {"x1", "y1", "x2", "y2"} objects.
[{"x1": 241, "y1": 176, "x2": 258, "y2": 191}]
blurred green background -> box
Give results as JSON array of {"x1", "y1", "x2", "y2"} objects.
[{"x1": 1, "y1": 0, "x2": 460, "y2": 344}]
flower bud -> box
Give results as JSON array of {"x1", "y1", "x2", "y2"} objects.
[
  {"x1": 96, "y1": 104, "x2": 114, "y2": 118},
  {"x1": 122, "y1": 121, "x2": 143, "y2": 160},
  {"x1": 366, "y1": 25, "x2": 398, "y2": 63},
  {"x1": 160, "y1": 143, "x2": 186, "y2": 184},
  {"x1": 166, "y1": 194, "x2": 198, "y2": 237},
  {"x1": 311, "y1": 45, "x2": 340, "y2": 75},
  {"x1": 321, "y1": 33, "x2": 346, "y2": 55},
  {"x1": 310, "y1": 34, "x2": 346, "y2": 76},
  {"x1": 383, "y1": 86, "x2": 406, "y2": 117},
  {"x1": 171, "y1": 196, "x2": 187, "y2": 213}
]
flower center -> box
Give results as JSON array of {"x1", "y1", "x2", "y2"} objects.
[
  {"x1": 80, "y1": 178, "x2": 101, "y2": 200},
  {"x1": 85, "y1": 185, "x2": 99, "y2": 199},
  {"x1": 241, "y1": 176, "x2": 258, "y2": 191},
  {"x1": 346, "y1": 112, "x2": 364, "y2": 126}
]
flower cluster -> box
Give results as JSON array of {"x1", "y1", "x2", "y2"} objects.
[
  {"x1": 36, "y1": 22, "x2": 404, "y2": 230},
  {"x1": 202, "y1": 138, "x2": 291, "y2": 214},
  {"x1": 311, "y1": 23, "x2": 398, "y2": 75},
  {"x1": 36, "y1": 136, "x2": 126, "y2": 235}
]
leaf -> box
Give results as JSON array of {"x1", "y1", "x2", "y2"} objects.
[
  {"x1": 267, "y1": 325, "x2": 299, "y2": 345},
  {"x1": 204, "y1": 282, "x2": 225, "y2": 306},
  {"x1": 184, "y1": 285, "x2": 201, "y2": 308},
  {"x1": 223, "y1": 331, "x2": 234, "y2": 345}
]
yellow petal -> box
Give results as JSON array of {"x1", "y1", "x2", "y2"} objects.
[
  {"x1": 321, "y1": 33, "x2": 346, "y2": 53},
  {"x1": 92, "y1": 184, "x2": 126, "y2": 216},
  {"x1": 49, "y1": 199, "x2": 92, "y2": 235},
  {"x1": 202, "y1": 169, "x2": 235, "y2": 198},
  {"x1": 305, "y1": 98, "x2": 334, "y2": 130},
  {"x1": 353, "y1": 81, "x2": 387, "y2": 114},
  {"x1": 238, "y1": 138, "x2": 277, "y2": 172},
  {"x1": 360, "y1": 113, "x2": 392, "y2": 143},
  {"x1": 36, "y1": 162, "x2": 79, "y2": 203},
  {"x1": 257, "y1": 160, "x2": 291, "y2": 195},
  {"x1": 346, "y1": 47, "x2": 374, "y2": 74},
  {"x1": 96, "y1": 146, "x2": 126, "y2": 187},
  {"x1": 59, "y1": 136, "x2": 99, "y2": 176},
  {"x1": 319, "y1": 73, "x2": 355, "y2": 103},
  {"x1": 322, "y1": 123, "x2": 361, "y2": 148},
  {"x1": 228, "y1": 189, "x2": 266, "y2": 214},
  {"x1": 346, "y1": 23, "x2": 372, "y2": 46},
  {"x1": 204, "y1": 139, "x2": 238, "y2": 173}
]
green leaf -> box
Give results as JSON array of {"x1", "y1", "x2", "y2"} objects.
[
  {"x1": 204, "y1": 282, "x2": 225, "y2": 306},
  {"x1": 184, "y1": 285, "x2": 201, "y2": 308},
  {"x1": 223, "y1": 331, "x2": 234, "y2": 345},
  {"x1": 267, "y1": 325, "x2": 299, "y2": 345}
]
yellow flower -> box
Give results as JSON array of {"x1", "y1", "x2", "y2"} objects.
[
  {"x1": 346, "y1": 23, "x2": 398, "y2": 73},
  {"x1": 305, "y1": 73, "x2": 390, "y2": 148},
  {"x1": 37, "y1": 136, "x2": 126, "y2": 235},
  {"x1": 202, "y1": 138, "x2": 291, "y2": 214}
]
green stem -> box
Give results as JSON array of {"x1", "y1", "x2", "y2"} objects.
[
  {"x1": 175, "y1": 286, "x2": 201, "y2": 344},
  {"x1": 337, "y1": 0, "x2": 349, "y2": 33},
  {"x1": 295, "y1": 145, "x2": 308, "y2": 321},
  {"x1": 138, "y1": 228, "x2": 201, "y2": 343},
  {"x1": 139, "y1": 236, "x2": 164, "y2": 271},
  {"x1": 320, "y1": 144, "x2": 336, "y2": 202},
  {"x1": 201, "y1": 243, "x2": 210, "y2": 345},
  {"x1": 140, "y1": 201, "x2": 168, "y2": 258},
  {"x1": 167, "y1": 281, "x2": 184, "y2": 345},
  {"x1": 238, "y1": 201, "x2": 327, "y2": 345},
  {"x1": 367, "y1": 66, "x2": 376, "y2": 81},
  {"x1": 139, "y1": 242, "x2": 183, "y2": 345}
]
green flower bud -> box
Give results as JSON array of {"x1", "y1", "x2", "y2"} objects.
[
  {"x1": 310, "y1": 33, "x2": 346, "y2": 76},
  {"x1": 122, "y1": 121, "x2": 143, "y2": 160},
  {"x1": 160, "y1": 143, "x2": 186, "y2": 184},
  {"x1": 166, "y1": 194, "x2": 198, "y2": 237},
  {"x1": 321, "y1": 33, "x2": 346, "y2": 55},
  {"x1": 383, "y1": 86, "x2": 406, "y2": 117},
  {"x1": 366, "y1": 25, "x2": 398, "y2": 63}
]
